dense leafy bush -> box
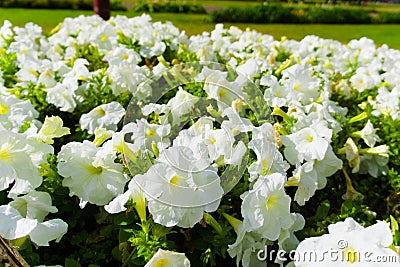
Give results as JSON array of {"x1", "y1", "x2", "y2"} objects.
[
  {"x1": 375, "y1": 11, "x2": 400, "y2": 23},
  {"x1": 209, "y1": 4, "x2": 298, "y2": 23},
  {"x1": 209, "y1": 4, "x2": 400, "y2": 24},
  {"x1": 0, "y1": 0, "x2": 127, "y2": 10},
  {"x1": 304, "y1": 6, "x2": 372, "y2": 23},
  {"x1": 132, "y1": 0, "x2": 206, "y2": 14}
]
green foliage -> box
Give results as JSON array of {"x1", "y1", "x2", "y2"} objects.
[
  {"x1": 0, "y1": 49, "x2": 18, "y2": 88},
  {"x1": 0, "y1": 0, "x2": 127, "y2": 11},
  {"x1": 303, "y1": 6, "x2": 372, "y2": 24},
  {"x1": 376, "y1": 11, "x2": 400, "y2": 24},
  {"x1": 121, "y1": 221, "x2": 175, "y2": 266},
  {"x1": 69, "y1": 44, "x2": 109, "y2": 72},
  {"x1": 132, "y1": 0, "x2": 206, "y2": 14},
  {"x1": 11, "y1": 82, "x2": 62, "y2": 121},
  {"x1": 208, "y1": 4, "x2": 298, "y2": 24},
  {"x1": 208, "y1": 4, "x2": 400, "y2": 24}
]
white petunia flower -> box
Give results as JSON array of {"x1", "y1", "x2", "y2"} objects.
[
  {"x1": 140, "y1": 146, "x2": 223, "y2": 228},
  {"x1": 281, "y1": 64, "x2": 320, "y2": 105},
  {"x1": 278, "y1": 213, "x2": 305, "y2": 252},
  {"x1": 104, "y1": 45, "x2": 141, "y2": 67},
  {"x1": 195, "y1": 66, "x2": 242, "y2": 108},
  {"x1": 352, "y1": 120, "x2": 380, "y2": 148},
  {"x1": 294, "y1": 217, "x2": 400, "y2": 266},
  {"x1": 338, "y1": 138, "x2": 360, "y2": 173},
  {"x1": 0, "y1": 194, "x2": 68, "y2": 247},
  {"x1": 0, "y1": 205, "x2": 67, "y2": 247},
  {"x1": 144, "y1": 249, "x2": 190, "y2": 267},
  {"x1": 370, "y1": 86, "x2": 400, "y2": 120},
  {"x1": 359, "y1": 154, "x2": 389, "y2": 178},
  {"x1": 240, "y1": 173, "x2": 294, "y2": 241},
  {"x1": 105, "y1": 174, "x2": 147, "y2": 221},
  {"x1": 248, "y1": 138, "x2": 289, "y2": 182},
  {"x1": 107, "y1": 64, "x2": 146, "y2": 96},
  {"x1": 221, "y1": 107, "x2": 254, "y2": 134},
  {"x1": 286, "y1": 161, "x2": 319, "y2": 206},
  {"x1": 125, "y1": 118, "x2": 171, "y2": 154},
  {"x1": 79, "y1": 101, "x2": 125, "y2": 134},
  {"x1": 46, "y1": 81, "x2": 78, "y2": 112},
  {"x1": 282, "y1": 122, "x2": 332, "y2": 163},
  {"x1": 9, "y1": 191, "x2": 58, "y2": 221},
  {"x1": 228, "y1": 225, "x2": 272, "y2": 267},
  {"x1": 0, "y1": 204, "x2": 38, "y2": 240},
  {"x1": 28, "y1": 219, "x2": 68, "y2": 246},
  {"x1": 261, "y1": 74, "x2": 288, "y2": 107},
  {"x1": 166, "y1": 87, "x2": 199, "y2": 125},
  {"x1": 0, "y1": 130, "x2": 42, "y2": 196},
  {"x1": 0, "y1": 94, "x2": 39, "y2": 131},
  {"x1": 58, "y1": 140, "x2": 129, "y2": 208}
]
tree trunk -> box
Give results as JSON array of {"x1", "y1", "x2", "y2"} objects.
[{"x1": 94, "y1": 0, "x2": 110, "y2": 20}]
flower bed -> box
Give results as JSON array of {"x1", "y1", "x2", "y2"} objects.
[{"x1": 0, "y1": 14, "x2": 399, "y2": 266}]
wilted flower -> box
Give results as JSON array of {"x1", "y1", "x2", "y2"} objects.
[{"x1": 37, "y1": 116, "x2": 70, "y2": 144}]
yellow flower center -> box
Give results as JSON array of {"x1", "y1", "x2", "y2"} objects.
[
  {"x1": 42, "y1": 69, "x2": 52, "y2": 77},
  {"x1": 154, "y1": 259, "x2": 168, "y2": 267},
  {"x1": 208, "y1": 137, "x2": 217, "y2": 144},
  {"x1": 343, "y1": 247, "x2": 359, "y2": 264},
  {"x1": 0, "y1": 103, "x2": 8, "y2": 115},
  {"x1": 146, "y1": 129, "x2": 156, "y2": 138},
  {"x1": 218, "y1": 89, "x2": 227, "y2": 98},
  {"x1": 88, "y1": 165, "x2": 104, "y2": 175},
  {"x1": 0, "y1": 145, "x2": 13, "y2": 163},
  {"x1": 29, "y1": 69, "x2": 39, "y2": 76},
  {"x1": 100, "y1": 35, "x2": 108, "y2": 42},
  {"x1": 170, "y1": 175, "x2": 182, "y2": 185},
  {"x1": 122, "y1": 54, "x2": 129, "y2": 60},
  {"x1": 261, "y1": 158, "x2": 269, "y2": 168},
  {"x1": 307, "y1": 135, "x2": 314, "y2": 142},
  {"x1": 265, "y1": 195, "x2": 279, "y2": 208},
  {"x1": 294, "y1": 84, "x2": 300, "y2": 91},
  {"x1": 95, "y1": 107, "x2": 106, "y2": 116}
]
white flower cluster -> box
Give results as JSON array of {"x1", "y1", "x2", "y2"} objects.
[
  {"x1": 0, "y1": 94, "x2": 68, "y2": 246},
  {"x1": 0, "y1": 14, "x2": 399, "y2": 266}
]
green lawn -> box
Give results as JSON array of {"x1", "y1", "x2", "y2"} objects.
[{"x1": 1, "y1": 8, "x2": 400, "y2": 49}]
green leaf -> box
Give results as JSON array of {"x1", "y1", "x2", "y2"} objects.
[
  {"x1": 314, "y1": 200, "x2": 330, "y2": 221},
  {"x1": 65, "y1": 258, "x2": 81, "y2": 267},
  {"x1": 391, "y1": 215, "x2": 399, "y2": 232}
]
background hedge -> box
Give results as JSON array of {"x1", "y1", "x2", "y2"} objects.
[
  {"x1": 0, "y1": 0, "x2": 126, "y2": 10},
  {"x1": 208, "y1": 4, "x2": 400, "y2": 24}
]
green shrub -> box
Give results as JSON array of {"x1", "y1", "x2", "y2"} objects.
[
  {"x1": 132, "y1": 1, "x2": 206, "y2": 14},
  {"x1": 0, "y1": 0, "x2": 127, "y2": 10},
  {"x1": 376, "y1": 12, "x2": 400, "y2": 23},
  {"x1": 304, "y1": 6, "x2": 372, "y2": 24},
  {"x1": 208, "y1": 4, "x2": 298, "y2": 24},
  {"x1": 209, "y1": 4, "x2": 375, "y2": 24}
]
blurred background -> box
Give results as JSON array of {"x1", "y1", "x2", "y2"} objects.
[{"x1": 0, "y1": 0, "x2": 400, "y2": 48}]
